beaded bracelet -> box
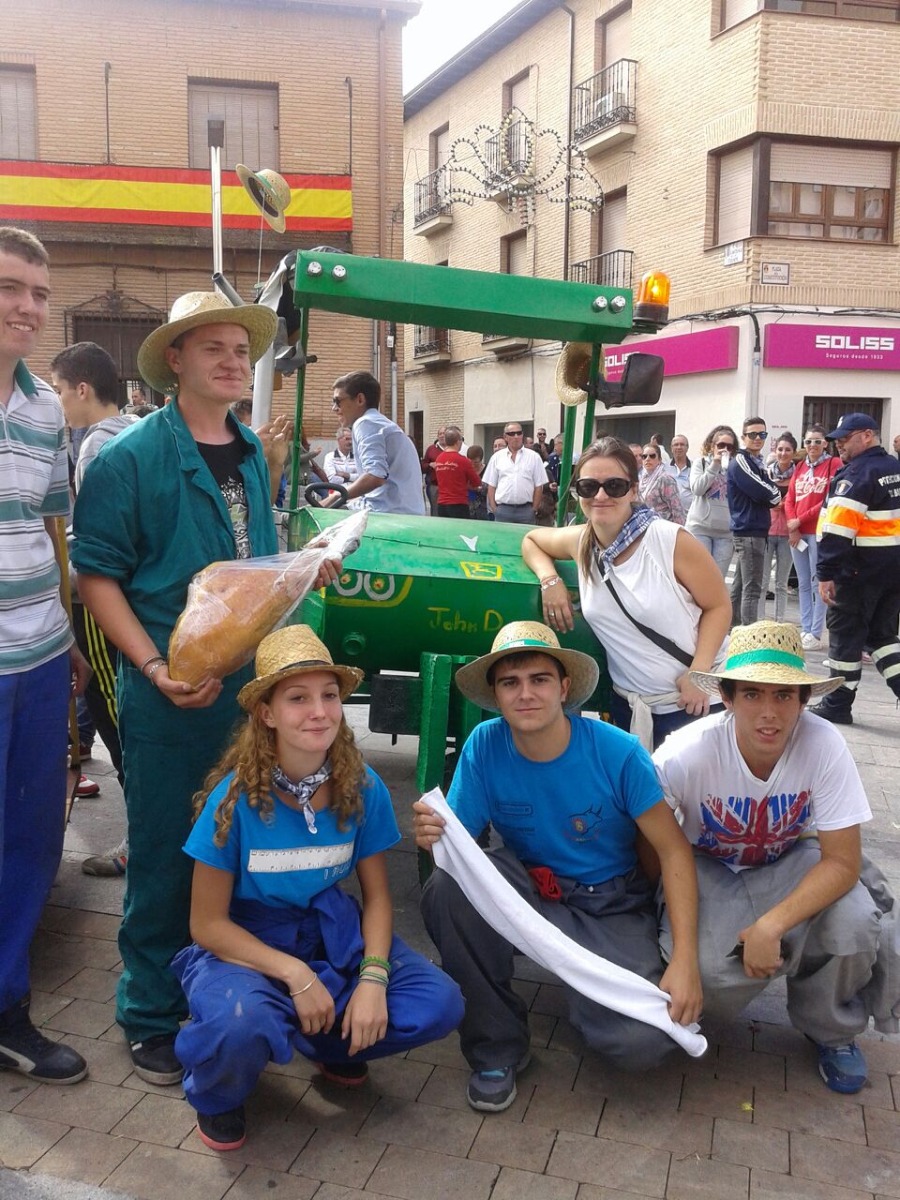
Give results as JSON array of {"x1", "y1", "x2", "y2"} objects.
[
  {"x1": 289, "y1": 975, "x2": 317, "y2": 997},
  {"x1": 139, "y1": 654, "x2": 166, "y2": 675},
  {"x1": 358, "y1": 972, "x2": 389, "y2": 987},
  {"x1": 146, "y1": 660, "x2": 166, "y2": 686},
  {"x1": 359, "y1": 955, "x2": 391, "y2": 975},
  {"x1": 539, "y1": 576, "x2": 562, "y2": 591}
]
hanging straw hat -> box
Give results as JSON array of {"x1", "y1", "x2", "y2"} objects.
[
  {"x1": 235, "y1": 164, "x2": 292, "y2": 233},
  {"x1": 555, "y1": 341, "x2": 593, "y2": 407},
  {"x1": 691, "y1": 620, "x2": 843, "y2": 698},
  {"x1": 237, "y1": 625, "x2": 364, "y2": 710},
  {"x1": 137, "y1": 292, "x2": 278, "y2": 393},
  {"x1": 455, "y1": 620, "x2": 599, "y2": 713}
]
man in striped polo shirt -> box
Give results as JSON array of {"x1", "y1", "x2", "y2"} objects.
[{"x1": 0, "y1": 227, "x2": 90, "y2": 1084}]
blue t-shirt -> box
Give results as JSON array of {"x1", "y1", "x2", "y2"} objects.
[
  {"x1": 185, "y1": 765, "x2": 400, "y2": 908},
  {"x1": 447, "y1": 715, "x2": 662, "y2": 882}
]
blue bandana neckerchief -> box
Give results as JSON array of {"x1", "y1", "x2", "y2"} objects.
[
  {"x1": 591, "y1": 503, "x2": 659, "y2": 580},
  {"x1": 272, "y1": 761, "x2": 332, "y2": 835}
]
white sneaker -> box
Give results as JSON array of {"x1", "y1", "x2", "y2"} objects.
[{"x1": 801, "y1": 633, "x2": 823, "y2": 651}]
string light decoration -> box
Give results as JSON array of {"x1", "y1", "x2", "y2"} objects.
[{"x1": 439, "y1": 108, "x2": 603, "y2": 224}]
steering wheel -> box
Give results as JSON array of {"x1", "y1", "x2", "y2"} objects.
[{"x1": 305, "y1": 481, "x2": 348, "y2": 509}]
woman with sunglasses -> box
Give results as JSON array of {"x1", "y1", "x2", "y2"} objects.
[
  {"x1": 758, "y1": 432, "x2": 798, "y2": 624},
  {"x1": 522, "y1": 437, "x2": 731, "y2": 750},
  {"x1": 685, "y1": 425, "x2": 739, "y2": 578},
  {"x1": 637, "y1": 444, "x2": 685, "y2": 525},
  {"x1": 784, "y1": 424, "x2": 840, "y2": 651}
]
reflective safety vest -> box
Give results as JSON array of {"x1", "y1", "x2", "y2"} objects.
[{"x1": 817, "y1": 446, "x2": 900, "y2": 582}]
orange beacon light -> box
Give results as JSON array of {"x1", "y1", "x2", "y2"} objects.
[{"x1": 634, "y1": 271, "x2": 670, "y2": 326}]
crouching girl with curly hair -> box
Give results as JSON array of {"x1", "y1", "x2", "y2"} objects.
[{"x1": 171, "y1": 625, "x2": 463, "y2": 1151}]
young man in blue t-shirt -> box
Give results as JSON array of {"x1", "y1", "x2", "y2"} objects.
[{"x1": 413, "y1": 621, "x2": 701, "y2": 1113}]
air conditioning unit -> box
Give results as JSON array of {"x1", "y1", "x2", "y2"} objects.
[{"x1": 594, "y1": 91, "x2": 625, "y2": 121}]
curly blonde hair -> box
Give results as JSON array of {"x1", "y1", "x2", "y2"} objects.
[{"x1": 193, "y1": 691, "x2": 367, "y2": 848}]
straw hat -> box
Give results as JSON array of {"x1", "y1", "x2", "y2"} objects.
[
  {"x1": 236, "y1": 164, "x2": 292, "y2": 233},
  {"x1": 455, "y1": 620, "x2": 599, "y2": 713},
  {"x1": 137, "y1": 292, "x2": 278, "y2": 393},
  {"x1": 237, "y1": 625, "x2": 364, "y2": 710},
  {"x1": 555, "y1": 342, "x2": 592, "y2": 407},
  {"x1": 691, "y1": 621, "x2": 843, "y2": 698}
]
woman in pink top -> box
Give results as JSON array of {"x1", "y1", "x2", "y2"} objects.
[
  {"x1": 758, "y1": 434, "x2": 796, "y2": 624},
  {"x1": 784, "y1": 423, "x2": 841, "y2": 650}
]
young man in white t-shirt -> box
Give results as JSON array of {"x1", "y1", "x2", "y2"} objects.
[{"x1": 653, "y1": 620, "x2": 896, "y2": 1095}]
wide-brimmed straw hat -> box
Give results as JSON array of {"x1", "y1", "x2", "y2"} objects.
[
  {"x1": 237, "y1": 625, "x2": 364, "y2": 711},
  {"x1": 555, "y1": 341, "x2": 592, "y2": 407},
  {"x1": 455, "y1": 620, "x2": 599, "y2": 713},
  {"x1": 137, "y1": 292, "x2": 277, "y2": 393},
  {"x1": 236, "y1": 164, "x2": 292, "y2": 233},
  {"x1": 691, "y1": 621, "x2": 843, "y2": 698}
]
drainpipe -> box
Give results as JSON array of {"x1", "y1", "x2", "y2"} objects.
[
  {"x1": 746, "y1": 310, "x2": 761, "y2": 418},
  {"x1": 560, "y1": 4, "x2": 575, "y2": 282},
  {"x1": 103, "y1": 62, "x2": 112, "y2": 163},
  {"x1": 375, "y1": 10, "x2": 388, "y2": 388}
]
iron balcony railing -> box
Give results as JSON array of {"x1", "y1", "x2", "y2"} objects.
[
  {"x1": 414, "y1": 326, "x2": 451, "y2": 357},
  {"x1": 573, "y1": 60, "x2": 637, "y2": 142},
  {"x1": 485, "y1": 119, "x2": 533, "y2": 183},
  {"x1": 570, "y1": 249, "x2": 634, "y2": 290},
  {"x1": 413, "y1": 167, "x2": 451, "y2": 226}
]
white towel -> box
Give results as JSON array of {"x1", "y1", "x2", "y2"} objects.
[{"x1": 426, "y1": 787, "x2": 707, "y2": 1058}]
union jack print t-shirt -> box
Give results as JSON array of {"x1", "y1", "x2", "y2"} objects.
[{"x1": 653, "y1": 710, "x2": 871, "y2": 872}]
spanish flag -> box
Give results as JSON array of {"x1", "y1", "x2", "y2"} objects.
[{"x1": 0, "y1": 160, "x2": 352, "y2": 232}]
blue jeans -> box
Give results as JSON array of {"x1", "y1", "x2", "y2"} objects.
[
  {"x1": 691, "y1": 533, "x2": 733, "y2": 579},
  {"x1": 758, "y1": 535, "x2": 792, "y2": 623},
  {"x1": 0, "y1": 653, "x2": 69, "y2": 1010},
  {"x1": 791, "y1": 535, "x2": 825, "y2": 638}
]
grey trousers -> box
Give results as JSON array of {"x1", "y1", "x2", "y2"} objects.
[
  {"x1": 731, "y1": 534, "x2": 768, "y2": 626},
  {"x1": 421, "y1": 847, "x2": 678, "y2": 1072},
  {"x1": 659, "y1": 842, "x2": 880, "y2": 1047},
  {"x1": 493, "y1": 503, "x2": 534, "y2": 524}
]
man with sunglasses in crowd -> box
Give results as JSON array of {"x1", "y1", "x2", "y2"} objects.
[
  {"x1": 483, "y1": 423, "x2": 549, "y2": 524},
  {"x1": 808, "y1": 413, "x2": 900, "y2": 726},
  {"x1": 727, "y1": 416, "x2": 782, "y2": 625}
]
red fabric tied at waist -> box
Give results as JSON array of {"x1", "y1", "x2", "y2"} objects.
[{"x1": 528, "y1": 866, "x2": 562, "y2": 901}]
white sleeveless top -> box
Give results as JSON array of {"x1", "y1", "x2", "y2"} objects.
[{"x1": 580, "y1": 521, "x2": 725, "y2": 713}]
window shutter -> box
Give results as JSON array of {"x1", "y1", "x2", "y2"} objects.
[
  {"x1": 723, "y1": 0, "x2": 761, "y2": 28},
  {"x1": 604, "y1": 8, "x2": 632, "y2": 65},
  {"x1": 770, "y1": 144, "x2": 891, "y2": 187},
  {"x1": 602, "y1": 192, "x2": 628, "y2": 252},
  {"x1": 0, "y1": 68, "x2": 37, "y2": 159},
  {"x1": 507, "y1": 233, "x2": 529, "y2": 275},
  {"x1": 188, "y1": 83, "x2": 278, "y2": 171},
  {"x1": 717, "y1": 145, "x2": 754, "y2": 244}
]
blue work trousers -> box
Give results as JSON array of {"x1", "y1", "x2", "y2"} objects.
[{"x1": 0, "y1": 653, "x2": 69, "y2": 1011}]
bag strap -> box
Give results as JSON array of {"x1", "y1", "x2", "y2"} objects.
[{"x1": 603, "y1": 572, "x2": 695, "y2": 669}]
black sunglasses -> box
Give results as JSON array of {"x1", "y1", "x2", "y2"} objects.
[
  {"x1": 745, "y1": 430, "x2": 767, "y2": 440},
  {"x1": 571, "y1": 477, "x2": 631, "y2": 499},
  {"x1": 715, "y1": 441, "x2": 734, "y2": 450},
  {"x1": 505, "y1": 430, "x2": 524, "y2": 436}
]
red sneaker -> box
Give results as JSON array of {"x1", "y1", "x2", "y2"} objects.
[{"x1": 75, "y1": 776, "x2": 100, "y2": 798}]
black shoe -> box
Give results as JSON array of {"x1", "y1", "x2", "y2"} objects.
[
  {"x1": 197, "y1": 1105, "x2": 246, "y2": 1151},
  {"x1": 316, "y1": 1059, "x2": 369, "y2": 1087},
  {"x1": 0, "y1": 1003, "x2": 87, "y2": 1084},
  {"x1": 809, "y1": 701, "x2": 853, "y2": 726},
  {"x1": 129, "y1": 1033, "x2": 183, "y2": 1085}
]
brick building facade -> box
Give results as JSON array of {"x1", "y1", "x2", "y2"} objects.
[
  {"x1": 403, "y1": 0, "x2": 900, "y2": 458},
  {"x1": 1, "y1": 0, "x2": 415, "y2": 435}
]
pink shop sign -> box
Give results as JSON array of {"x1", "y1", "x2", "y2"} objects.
[
  {"x1": 764, "y1": 324, "x2": 900, "y2": 371},
  {"x1": 603, "y1": 326, "x2": 739, "y2": 383}
]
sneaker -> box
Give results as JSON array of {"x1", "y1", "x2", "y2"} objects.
[
  {"x1": 197, "y1": 1105, "x2": 246, "y2": 1151},
  {"x1": 466, "y1": 1051, "x2": 531, "y2": 1113},
  {"x1": 0, "y1": 1004, "x2": 87, "y2": 1084},
  {"x1": 78, "y1": 742, "x2": 94, "y2": 760},
  {"x1": 82, "y1": 836, "x2": 128, "y2": 877},
  {"x1": 74, "y1": 775, "x2": 100, "y2": 798},
  {"x1": 129, "y1": 1033, "x2": 183, "y2": 1085},
  {"x1": 809, "y1": 701, "x2": 853, "y2": 726},
  {"x1": 814, "y1": 1041, "x2": 867, "y2": 1094},
  {"x1": 316, "y1": 1060, "x2": 369, "y2": 1087},
  {"x1": 801, "y1": 633, "x2": 824, "y2": 651}
]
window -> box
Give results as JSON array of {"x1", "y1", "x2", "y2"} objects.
[
  {"x1": 502, "y1": 231, "x2": 528, "y2": 275},
  {"x1": 722, "y1": 0, "x2": 899, "y2": 28},
  {"x1": 713, "y1": 140, "x2": 893, "y2": 245},
  {"x1": 188, "y1": 82, "x2": 278, "y2": 171},
  {"x1": 430, "y1": 124, "x2": 450, "y2": 172},
  {"x1": 0, "y1": 67, "x2": 36, "y2": 159},
  {"x1": 597, "y1": 4, "x2": 632, "y2": 69},
  {"x1": 503, "y1": 70, "x2": 530, "y2": 119}
]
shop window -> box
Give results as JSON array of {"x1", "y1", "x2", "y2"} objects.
[
  {"x1": 188, "y1": 81, "x2": 278, "y2": 171},
  {"x1": 0, "y1": 67, "x2": 36, "y2": 159}
]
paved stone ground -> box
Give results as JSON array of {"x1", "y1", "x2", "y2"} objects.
[{"x1": 3, "y1": 599, "x2": 899, "y2": 1200}]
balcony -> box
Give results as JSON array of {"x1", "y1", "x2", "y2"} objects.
[
  {"x1": 570, "y1": 249, "x2": 634, "y2": 290},
  {"x1": 481, "y1": 330, "x2": 530, "y2": 354},
  {"x1": 573, "y1": 60, "x2": 637, "y2": 156},
  {"x1": 414, "y1": 325, "x2": 451, "y2": 364},
  {"x1": 413, "y1": 167, "x2": 453, "y2": 236},
  {"x1": 485, "y1": 119, "x2": 534, "y2": 200}
]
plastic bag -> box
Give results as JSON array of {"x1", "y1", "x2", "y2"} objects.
[{"x1": 167, "y1": 510, "x2": 367, "y2": 687}]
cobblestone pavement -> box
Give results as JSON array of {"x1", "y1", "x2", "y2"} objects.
[{"x1": 3, "y1": 607, "x2": 899, "y2": 1200}]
